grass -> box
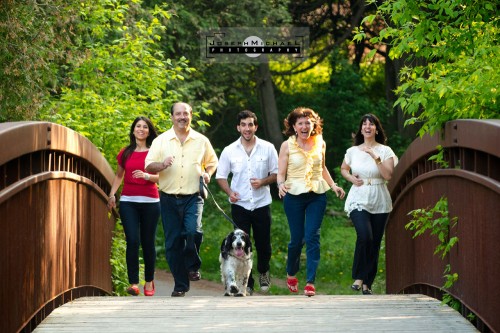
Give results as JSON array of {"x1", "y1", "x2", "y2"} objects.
[{"x1": 153, "y1": 183, "x2": 387, "y2": 295}]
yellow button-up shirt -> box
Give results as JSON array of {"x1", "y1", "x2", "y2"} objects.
[{"x1": 145, "y1": 128, "x2": 218, "y2": 195}]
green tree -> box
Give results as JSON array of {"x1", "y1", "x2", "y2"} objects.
[
  {"x1": 144, "y1": 0, "x2": 292, "y2": 149},
  {"x1": 275, "y1": 51, "x2": 391, "y2": 169},
  {"x1": 40, "y1": 0, "x2": 197, "y2": 164},
  {"x1": 355, "y1": 0, "x2": 500, "y2": 137},
  {"x1": 0, "y1": 0, "x2": 77, "y2": 121}
]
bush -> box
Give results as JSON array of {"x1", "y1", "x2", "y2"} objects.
[{"x1": 110, "y1": 221, "x2": 145, "y2": 296}]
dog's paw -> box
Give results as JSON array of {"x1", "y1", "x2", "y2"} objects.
[
  {"x1": 230, "y1": 285, "x2": 239, "y2": 294},
  {"x1": 224, "y1": 292, "x2": 231, "y2": 296},
  {"x1": 235, "y1": 293, "x2": 245, "y2": 297}
]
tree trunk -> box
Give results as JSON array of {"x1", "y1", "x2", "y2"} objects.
[
  {"x1": 385, "y1": 46, "x2": 420, "y2": 140},
  {"x1": 256, "y1": 61, "x2": 283, "y2": 150}
]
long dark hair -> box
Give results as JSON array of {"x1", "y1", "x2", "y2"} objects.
[
  {"x1": 353, "y1": 113, "x2": 387, "y2": 146},
  {"x1": 120, "y1": 116, "x2": 158, "y2": 166},
  {"x1": 282, "y1": 107, "x2": 323, "y2": 137}
]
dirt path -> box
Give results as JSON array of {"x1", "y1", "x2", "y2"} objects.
[
  {"x1": 154, "y1": 269, "x2": 223, "y2": 296},
  {"x1": 153, "y1": 269, "x2": 287, "y2": 297}
]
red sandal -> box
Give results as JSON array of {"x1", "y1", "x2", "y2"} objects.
[
  {"x1": 304, "y1": 284, "x2": 315, "y2": 297},
  {"x1": 126, "y1": 285, "x2": 140, "y2": 296},
  {"x1": 287, "y1": 276, "x2": 298, "y2": 293}
]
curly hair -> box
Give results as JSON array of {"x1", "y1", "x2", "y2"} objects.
[
  {"x1": 352, "y1": 113, "x2": 387, "y2": 146},
  {"x1": 237, "y1": 110, "x2": 258, "y2": 126},
  {"x1": 282, "y1": 107, "x2": 323, "y2": 137}
]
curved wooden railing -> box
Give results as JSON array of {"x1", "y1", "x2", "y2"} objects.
[
  {"x1": 386, "y1": 119, "x2": 500, "y2": 333},
  {"x1": 0, "y1": 122, "x2": 117, "y2": 333}
]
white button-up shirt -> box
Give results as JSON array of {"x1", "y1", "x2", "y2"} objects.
[{"x1": 216, "y1": 136, "x2": 278, "y2": 211}]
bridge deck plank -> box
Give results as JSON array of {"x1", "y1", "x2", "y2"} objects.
[{"x1": 33, "y1": 294, "x2": 478, "y2": 332}]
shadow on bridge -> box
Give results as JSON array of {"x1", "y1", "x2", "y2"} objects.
[{"x1": 0, "y1": 120, "x2": 498, "y2": 333}]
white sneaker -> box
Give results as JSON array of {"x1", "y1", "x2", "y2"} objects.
[{"x1": 259, "y1": 271, "x2": 271, "y2": 292}]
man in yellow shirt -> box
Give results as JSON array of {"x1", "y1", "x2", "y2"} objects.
[{"x1": 145, "y1": 102, "x2": 218, "y2": 297}]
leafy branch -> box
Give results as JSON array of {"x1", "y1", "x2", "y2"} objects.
[{"x1": 405, "y1": 196, "x2": 459, "y2": 308}]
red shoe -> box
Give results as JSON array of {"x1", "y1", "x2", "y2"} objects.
[
  {"x1": 304, "y1": 284, "x2": 315, "y2": 297},
  {"x1": 126, "y1": 285, "x2": 140, "y2": 296},
  {"x1": 287, "y1": 276, "x2": 298, "y2": 293},
  {"x1": 144, "y1": 281, "x2": 155, "y2": 296}
]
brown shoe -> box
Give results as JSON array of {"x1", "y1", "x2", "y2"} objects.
[{"x1": 188, "y1": 271, "x2": 201, "y2": 281}]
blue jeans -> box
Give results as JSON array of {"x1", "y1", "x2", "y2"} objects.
[
  {"x1": 350, "y1": 209, "x2": 388, "y2": 288},
  {"x1": 231, "y1": 204, "x2": 272, "y2": 289},
  {"x1": 119, "y1": 201, "x2": 160, "y2": 284},
  {"x1": 283, "y1": 192, "x2": 327, "y2": 284},
  {"x1": 160, "y1": 192, "x2": 204, "y2": 292}
]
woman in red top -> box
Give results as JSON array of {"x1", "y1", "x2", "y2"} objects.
[{"x1": 108, "y1": 116, "x2": 160, "y2": 296}]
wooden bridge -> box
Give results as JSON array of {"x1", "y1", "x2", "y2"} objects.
[
  {"x1": 1, "y1": 120, "x2": 499, "y2": 333},
  {"x1": 32, "y1": 295, "x2": 477, "y2": 332}
]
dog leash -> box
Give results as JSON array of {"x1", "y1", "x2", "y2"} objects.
[{"x1": 202, "y1": 182, "x2": 240, "y2": 229}]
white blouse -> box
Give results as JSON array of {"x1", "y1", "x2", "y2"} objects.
[{"x1": 343, "y1": 145, "x2": 398, "y2": 216}]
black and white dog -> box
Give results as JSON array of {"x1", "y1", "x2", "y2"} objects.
[{"x1": 219, "y1": 229, "x2": 253, "y2": 296}]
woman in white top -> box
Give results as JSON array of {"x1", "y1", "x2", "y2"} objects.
[{"x1": 340, "y1": 114, "x2": 398, "y2": 295}]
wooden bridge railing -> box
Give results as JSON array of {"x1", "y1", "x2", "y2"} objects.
[
  {"x1": 386, "y1": 119, "x2": 500, "y2": 333},
  {"x1": 0, "y1": 122, "x2": 117, "y2": 333}
]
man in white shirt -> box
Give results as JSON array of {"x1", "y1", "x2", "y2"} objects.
[{"x1": 216, "y1": 110, "x2": 278, "y2": 294}]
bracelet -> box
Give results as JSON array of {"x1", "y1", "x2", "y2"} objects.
[
  {"x1": 144, "y1": 173, "x2": 150, "y2": 181},
  {"x1": 330, "y1": 183, "x2": 336, "y2": 189},
  {"x1": 277, "y1": 181, "x2": 285, "y2": 186},
  {"x1": 108, "y1": 195, "x2": 115, "y2": 200},
  {"x1": 375, "y1": 157, "x2": 382, "y2": 164}
]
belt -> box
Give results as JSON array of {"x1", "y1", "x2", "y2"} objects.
[
  {"x1": 360, "y1": 178, "x2": 386, "y2": 186},
  {"x1": 162, "y1": 192, "x2": 198, "y2": 198}
]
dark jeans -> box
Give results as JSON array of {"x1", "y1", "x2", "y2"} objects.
[
  {"x1": 160, "y1": 192, "x2": 204, "y2": 293},
  {"x1": 119, "y1": 201, "x2": 160, "y2": 284},
  {"x1": 283, "y1": 192, "x2": 327, "y2": 284},
  {"x1": 231, "y1": 204, "x2": 272, "y2": 289},
  {"x1": 350, "y1": 209, "x2": 389, "y2": 288}
]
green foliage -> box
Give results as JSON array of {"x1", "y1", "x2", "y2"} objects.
[
  {"x1": 406, "y1": 196, "x2": 458, "y2": 260},
  {"x1": 356, "y1": 0, "x2": 500, "y2": 137},
  {"x1": 274, "y1": 52, "x2": 392, "y2": 169},
  {"x1": 0, "y1": 1, "x2": 77, "y2": 121},
  {"x1": 39, "y1": 0, "x2": 199, "y2": 165},
  {"x1": 149, "y1": 0, "x2": 292, "y2": 149},
  {"x1": 428, "y1": 145, "x2": 450, "y2": 168},
  {"x1": 110, "y1": 221, "x2": 145, "y2": 296},
  {"x1": 406, "y1": 196, "x2": 459, "y2": 307}
]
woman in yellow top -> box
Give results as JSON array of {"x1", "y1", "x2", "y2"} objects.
[{"x1": 277, "y1": 107, "x2": 345, "y2": 296}]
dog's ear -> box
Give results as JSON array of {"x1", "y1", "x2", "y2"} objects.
[
  {"x1": 244, "y1": 233, "x2": 252, "y2": 254},
  {"x1": 220, "y1": 232, "x2": 233, "y2": 259},
  {"x1": 220, "y1": 238, "x2": 229, "y2": 260}
]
